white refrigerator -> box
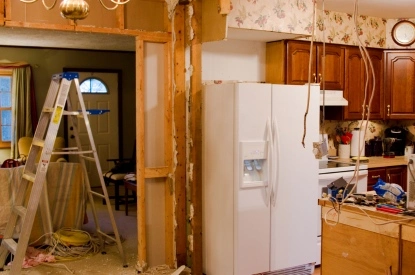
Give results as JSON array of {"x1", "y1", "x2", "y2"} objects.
[{"x1": 202, "y1": 82, "x2": 319, "y2": 275}]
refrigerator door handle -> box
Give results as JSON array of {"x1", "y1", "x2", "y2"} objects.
[
  {"x1": 271, "y1": 117, "x2": 280, "y2": 207},
  {"x1": 265, "y1": 118, "x2": 273, "y2": 206}
]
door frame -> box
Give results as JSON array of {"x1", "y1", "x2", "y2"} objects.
[{"x1": 62, "y1": 68, "x2": 124, "y2": 158}]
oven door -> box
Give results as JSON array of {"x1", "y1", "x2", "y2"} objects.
[{"x1": 316, "y1": 169, "x2": 368, "y2": 265}]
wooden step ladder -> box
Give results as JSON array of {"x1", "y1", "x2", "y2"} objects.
[{"x1": 0, "y1": 72, "x2": 127, "y2": 274}]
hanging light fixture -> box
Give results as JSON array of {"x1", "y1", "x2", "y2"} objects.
[
  {"x1": 60, "y1": 0, "x2": 89, "y2": 20},
  {"x1": 20, "y1": 0, "x2": 132, "y2": 20}
]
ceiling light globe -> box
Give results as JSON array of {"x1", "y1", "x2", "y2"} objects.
[{"x1": 60, "y1": 0, "x2": 90, "y2": 20}]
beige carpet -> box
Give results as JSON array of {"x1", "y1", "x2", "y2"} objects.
[{"x1": 1, "y1": 197, "x2": 187, "y2": 274}]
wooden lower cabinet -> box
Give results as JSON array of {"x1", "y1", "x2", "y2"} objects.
[
  {"x1": 320, "y1": 200, "x2": 415, "y2": 275},
  {"x1": 368, "y1": 165, "x2": 407, "y2": 191}
]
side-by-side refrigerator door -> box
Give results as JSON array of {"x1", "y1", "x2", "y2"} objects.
[
  {"x1": 235, "y1": 83, "x2": 272, "y2": 275},
  {"x1": 270, "y1": 84, "x2": 319, "y2": 271}
]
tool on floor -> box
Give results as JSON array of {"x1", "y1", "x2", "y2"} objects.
[{"x1": 0, "y1": 72, "x2": 127, "y2": 274}]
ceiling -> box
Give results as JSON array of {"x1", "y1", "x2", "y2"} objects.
[
  {"x1": 1, "y1": 0, "x2": 415, "y2": 51},
  {"x1": 317, "y1": 0, "x2": 415, "y2": 19}
]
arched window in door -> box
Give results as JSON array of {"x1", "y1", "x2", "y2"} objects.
[{"x1": 79, "y1": 78, "x2": 108, "y2": 94}]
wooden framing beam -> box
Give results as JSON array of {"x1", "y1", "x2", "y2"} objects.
[
  {"x1": 4, "y1": 20, "x2": 171, "y2": 40},
  {"x1": 218, "y1": 0, "x2": 231, "y2": 14},
  {"x1": 172, "y1": 4, "x2": 187, "y2": 268},
  {"x1": 164, "y1": 38, "x2": 175, "y2": 269},
  {"x1": 135, "y1": 37, "x2": 147, "y2": 272},
  {"x1": 135, "y1": 27, "x2": 174, "y2": 272},
  {"x1": 0, "y1": 0, "x2": 4, "y2": 26},
  {"x1": 189, "y1": 0, "x2": 203, "y2": 273},
  {"x1": 115, "y1": 4, "x2": 125, "y2": 30}
]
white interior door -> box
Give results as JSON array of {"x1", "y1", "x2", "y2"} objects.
[{"x1": 67, "y1": 72, "x2": 120, "y2": 187}]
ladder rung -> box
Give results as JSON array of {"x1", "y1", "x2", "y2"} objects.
[
  {"x1": 1, "y1": 238, "x2": 17, "y2": 255},
  {"x1": 60, "y1": 147, "x2": 79, "y2": 151},
  {"x1": 22, "y1": 172, "x2": 36, "y2": 182},
  {"x1": 65, "y1": 150, "x2": 94, "y2": 155},
  {"x1": 42, "y1": 107, "x2": 54, "y2": 113},
  {"x1": 90, "y1": 191, "x2": 105, "y2": 199},
  {"x1": 96, "y1": 229, "x2": 117, "y2": 243},
  {"x1": 63, "y1": 110, "x2": 81, "y2": 116},
  {"x1": 81, "y1": 155, "x2": 96, "y2": 162},
  {"x1": 13, "y1": 206, "x2": 27, "y2": 218}
]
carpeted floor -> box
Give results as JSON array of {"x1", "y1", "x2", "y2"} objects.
[{"x1": 1, "y1": 196, "x2": 141, "y2": 274}]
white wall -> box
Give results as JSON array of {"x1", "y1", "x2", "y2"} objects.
[{"x1": 202, "y1": 39, "x2": 266, "y2": 83}]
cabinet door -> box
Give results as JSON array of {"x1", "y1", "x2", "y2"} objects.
[
  {"x1": 386, "y1": 166, "x2": 407, "y2": 191},
  {"x1": 317, "y1": 44, "x2": 345, "y2": 90},
  {"x1": 286, "y1": 41, "x2": 317, "y2": 85},
  {"x1": 344, "y1": 47, "x2": 365, "y2": 119},
  {"x1": 344, "y1": 48, "x2": 383, "y2": 120},
  {"x1": 385, "y1": 51, "x2": 415, "y2": 119},
  {"x1": 368, "y1": 168, "x2": 386, "y2": 191},
  {"x1": 366, "y1": 49, "x2": 384, "y2": 120}
]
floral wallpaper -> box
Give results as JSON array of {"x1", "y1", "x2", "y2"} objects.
[
  {"x1": 227, "y1": 0, "x2": 314, "y2": 36},
  {"x1": 228, "y1": 0, "x2": 414, "y2": 49},
  {"x1": 312, "y1": 10, "x2": 386, "y2": 48}
]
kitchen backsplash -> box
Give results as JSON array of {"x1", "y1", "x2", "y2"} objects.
[{"x1": 322, "y1": 119, "x2": 415, "y2": 148}]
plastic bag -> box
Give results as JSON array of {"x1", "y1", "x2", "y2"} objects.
[{"x1": 373, "y1": 178, "x2": 405, "y2": 203}]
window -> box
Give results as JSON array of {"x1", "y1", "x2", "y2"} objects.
[
  {"x1": 79, "y1": 78, "x2": 108, "y2": 94},
  {"x1": 0, "y1": 70, "x2": 12, "y2": 148}
]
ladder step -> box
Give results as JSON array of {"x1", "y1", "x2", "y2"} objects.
[
  {"x1": 12, "y1": 206, "x2": 27, "y2": 218},
  {"x1": 81, "y1": 155, "x2": 96, "y2": 162},
  {"x1": 64, "y1": 150, "x2": 94, "y2": 155},
  {"x1": 22, "y1": 172, "x2": 36, "y2": 182},
  {"x1": 42, "y1": 107, "x2": 55, "y2": 113},
  {"x1": 63, "y1": 110, "x2": 82, "y2": 116},
  {"x1": 1, "y1": 239, "x2": 17, "y2": 255}
]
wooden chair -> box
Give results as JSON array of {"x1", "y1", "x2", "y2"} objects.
[
  {"x1": 124, "y1": 178, "x2": 137, "y2": 216},
  {"x1": 103, "y1": 143, "x2": 136, "y2": 211},
  {"x1": 18, "y1": 136, "x2": 67, "y2": 163}
]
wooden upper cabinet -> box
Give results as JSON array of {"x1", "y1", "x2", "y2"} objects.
[
  {"x1": 286, "y1": 41, "x2": 344, "y2": 90},
  {"x1": 344, "y1": 47, "x2": 383, "y2": 120},
  {"x1": 316, "y1": 44, "x2": 345, "y2": 91},
  {"x1": 285, "y1": 40, "x2": 317, "y2": 85},
  {"x1": 384, "y1": 51, "x2": 415, "y2": 119},
  {"x1": 266, "y1": 40, "x2": 344, "y2": 90}
]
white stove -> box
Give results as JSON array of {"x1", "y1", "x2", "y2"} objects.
[{"x1": 319, "y1": 160, "x2": 368, "y2": 174}]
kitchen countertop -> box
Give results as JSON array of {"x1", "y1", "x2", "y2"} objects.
[{"x1": 333, "y1": 156, "x2": 410, "y2": 169}]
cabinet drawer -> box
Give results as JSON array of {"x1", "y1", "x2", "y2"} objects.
[{"x1": 368, "y1": 168, "x2": 386, "y2": 191}]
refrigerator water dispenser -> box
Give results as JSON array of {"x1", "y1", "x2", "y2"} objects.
[{"x1": 240, "y1": 141, "x2": 268, "y2": 188}]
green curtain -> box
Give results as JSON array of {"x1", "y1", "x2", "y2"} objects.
[
  {"x1": 0, "y1": 61, "x2": 37, "y2": 159},
  {"x1": 11, "y1": 65, "x2": 34, "y2": 158}
]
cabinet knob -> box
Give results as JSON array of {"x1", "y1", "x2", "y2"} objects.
[
  {"x1": 388, "y1": 174, "x2": 391, "y2": 183},
  {"x1": 372, "y1": 175, "x2": 381, "y2": 179},
  {"x1": 387, "y1": 104, "x2": 390, "y2": 116},
  {"x1": 318, "y1": 73, "x2": 322, "y2": 84},
  {"x1": 313, "y1": 73, "x2": 316, "y2": 83}
]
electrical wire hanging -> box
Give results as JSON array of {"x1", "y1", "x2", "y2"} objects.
[{"x1": 302, "y1": 0, "x2": 317, "y2": 148}]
